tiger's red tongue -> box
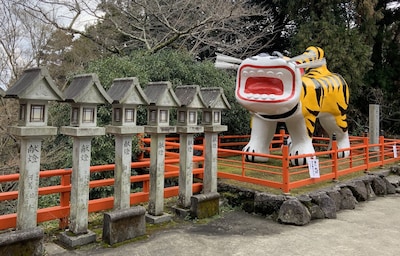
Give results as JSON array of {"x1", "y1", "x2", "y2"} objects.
[{"x1": 244, "y1": 77, "x2": 284, "y2": 95}]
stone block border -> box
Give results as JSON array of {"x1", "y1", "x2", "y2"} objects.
[
  {"x1": 0, "y1": 227, "x2": 44, "y2": 256},
  {"x1": 218, "y1": 167, "x2": 400, "y2": 226}
]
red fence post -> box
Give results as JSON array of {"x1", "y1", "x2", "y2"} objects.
[
  {"x1": 379, "y1": 136, "x2": 385, "y2": 166},
  {"x1": 332, "y1": 138, "x2": 338, "y2": 181},
  {"x1": 364, "y1": 136, "x2": 370, "y2": 170},
  {"x1": 279, "y1": 126, "x2": 286, "y2": 143},
  {"x1": 241, "y1": 154, "x2": 245, "y2": 177},
  {"x1": 282, "y1": 136, "x2": 290, "y2": 194},
  {"x1": 59, "y1": 172, "x2": 71, "y2": 229},
  {"x1": 137, "y1": 134, "x2": 145, "y2": 161},
  {"x1": 142, "y1": 180, "x2": 149, "y2": 193}
]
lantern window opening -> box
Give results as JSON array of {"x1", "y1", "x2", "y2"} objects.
[
  {"x1": 213, "y1": 111, "x2": 220, "y2": 123},
  {"x1": 19, "y1": 104, "x2": 26, "y2": 122},
  {"x1": 189, "y1": 111, "x2": 196, "y2": 124},
  {"x1": 71, "y1": 107, "x2": 79, "y2": 125},
  {"x1": 30, "y1": 104, "x2": 45, "y2": 122},
  {"x1": 178, "y1": 110, "x2": 186, "y2": 123},
  {"x1": 82, "y1": 107, "x2": 95, "y2": 123},
  {"x1": 159, "y1": 109, "x2": 168, "y2": 123},
  {"x1": 125, "y1": 108, "x2": 135, "y2": 123},
  {"x1": 114, "y1": 108, "x2": 122, "y2": 122},
  {"x1": 149, "y1": 109, "x2": 157, "y2": 123},
  {"x1": 204, "y1": 111, "x2": 211, "y2": 123}
]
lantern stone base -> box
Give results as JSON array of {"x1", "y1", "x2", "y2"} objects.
[
  {"x1": 58, "y1": 230, "x2": 96, "y2": 248},
  {"x1": 203, "y1": 125, "x2": 228, "y2": 133},
  {"x1": 176, "y1": 126, "x2": 204, "y2": 133},
  {"x1": 171, "y1": 205, "x2": 191, "y2": 219},
  {"x1": 144, "y1": 126, "x2": 176, "y2": 134},
  {"x1": 8, "y1": 126, "x2": 58, "y2": 137},
  {"x1": 106, "y1": 125, "x2": 144, "y2": 135},
  {"x1": 145, "y1": 212, "x2": 172, "y2": 224},
  {"x1": 60, "y1": 126, "x2": 105, "y2": 137}
]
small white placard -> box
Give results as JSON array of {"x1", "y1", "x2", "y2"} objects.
[
  {"x1": 307, "y1": 157, "x2": 320, "y2": 178},
  {"x1": 393, "y1": 144, "x2": 398, "y2": 158}
]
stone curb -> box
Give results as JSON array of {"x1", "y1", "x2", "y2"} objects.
[{"x1": 218, "y1": 167, "x2": 400, "y2": 226}]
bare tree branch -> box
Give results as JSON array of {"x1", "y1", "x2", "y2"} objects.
[
  {"x1": 0, "y1": 0, "x2": 53, "y2": 88},
  {"x1": 16, "y1": 0, "x2": 279, "y2": 57}
]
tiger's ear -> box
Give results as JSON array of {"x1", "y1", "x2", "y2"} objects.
[
  {"x1": 295, "y1": 58, "x2": 326, "y2": 69},
  {"x1": 215, "y1": 53, "x2": 242, "y2": 70},
  {"x1": 305, "y1": 46, "x2": 324, "y2": 59}
]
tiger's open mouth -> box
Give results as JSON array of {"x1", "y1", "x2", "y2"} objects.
[
  {"x1": 236, "y1": 64, "x2": 296, "y2": 103},
  {"x1": 244, "y1": 77, "x2": 284, "y2": 95}
]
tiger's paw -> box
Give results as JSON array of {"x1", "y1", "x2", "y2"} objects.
[
  {"x1": 243, "y1": 143, "x2": 270, "y2": 162},
  {"x1": 289, "y1": 144, "x2": 315, "y2": 166}
]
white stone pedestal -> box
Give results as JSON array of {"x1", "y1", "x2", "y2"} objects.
[
  {"x1": 145, "y1": 126, "x2": 175, "y2": 223},
  {"x1": 60, "y1": 127, "x2": 104, "y2": 237},
  {"x1": 106, "y1": 125, "x2": 144, "y2": 210},
  {"x1": 203, "y1": 126, "x2": 227, "y2": 193},
  {"x1": 176, "y1": 126, "x2": 203, "y2": 208},
  {"x1": 9, "y1": 126, "x2": 57, "y2": 230}
]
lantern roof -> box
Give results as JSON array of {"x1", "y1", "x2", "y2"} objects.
[
  {"x1": 200, "y1": 87, "x2": 231, "y2": 110},
  {"x1": 63, "y1": 73, "x2": 112, "y2": 104},
  {"x1": 174, "y1": 85, "x2": 207, "y2": 109},
  {"x1": 107, "y1": 77, "x2": 149, "y2": 105},
  {"x1": 5, "y1": 67, "x2": 64, "y2": 101},
  {"x1": 144, "y1": 81, "x2": 180, "y2": 107}
]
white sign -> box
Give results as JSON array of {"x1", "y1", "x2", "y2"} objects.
[
  {"x1": 393, "y1": 144, "x2": 398, "y2": 158},
  {"x1": 307, "y1": 157, "x2": 320, "y2": 178}
]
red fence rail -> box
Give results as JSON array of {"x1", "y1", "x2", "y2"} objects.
[
  {"x1": 0, "y1": 133, "x2": 399, "y2": 231},
  {"x1": 0, "y1": 158, "x2": 204, "y2": 231},
  {"x1": 216, "y1": 135, "x2": 400, "y2": 193}
]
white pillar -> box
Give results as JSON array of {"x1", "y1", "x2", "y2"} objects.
[
  {"x1": 369, "y1": 104, "x2": 380, "y2": 151},
  {"x1": 113, "y1": 135, "x2": 133, "y2": 210},
  {"x1": 148, "y1": 133, "x2": 165, "y2": 216},
  {"x1": 69, "y1": 137, "x2": 92, "y2": 234},
  {"x1": 16, "y1": 138, "x2": 42, "y2": 230},
  {"x1": 178, "y1": 133, "x2": 194, "y2": 207},
  {"x1": 203, "y1": 132, "x2": 218, "y2": 193}
]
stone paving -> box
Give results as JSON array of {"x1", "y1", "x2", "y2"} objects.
[{"x1": 45, "y1": 193, "x2": 400, "y2": 256}]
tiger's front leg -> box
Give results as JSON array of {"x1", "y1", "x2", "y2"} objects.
[
  {"x1": 285, "y1": 113, "x2": 315, "y2": 165},
  {"x1": 243, "y1": 114, "x2": 277, "y2": 162}
]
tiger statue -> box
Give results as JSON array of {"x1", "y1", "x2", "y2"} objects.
[{"x1": 215, "y1": 46, "x2": 350, "y2": 165}]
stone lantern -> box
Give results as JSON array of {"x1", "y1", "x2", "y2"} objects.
[
  {"x1": 5, "y1": 67, "x2": 64, "y2": 231},
  {"x1": 144, "y1": 81, "x2": 180, "y2": 130},
  {"x1": 190, "y1": 87, "x2": 230, "y2": 219},
  {"x1": 63, "y1": 74, "x2": 111, "y2": 128},
  {"x1": 107, "y1": 77, "x2": 149, "y2": 133},
  {"x1": 102, "y1": 77, "x2": 149, "y2": 245},
  {"x1": 59, "y1": 73, "x2": 112, "y2": 247},
  {"x1": 107, "y1": 78, "x2": 149, "y2": 129},
  {"x1": 200, "y1": 87, "x2": 230, "y2": 128},
  {"x1": 174, "y1": 85, "x2": 206, "y2": 210},
  {"x1": 106, "y1": 78, "x2": 149, "y2": 209},
  {"x1": 143, "y1": 81, "x2": 180, "y2": 223},
  {"x1": 175, "y1": 85, "x2": 206, "y2": 128}
]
